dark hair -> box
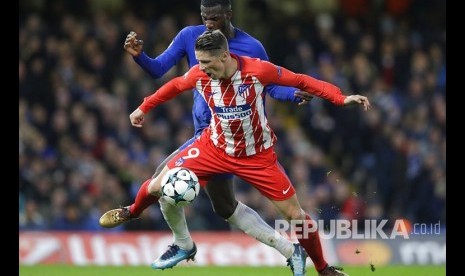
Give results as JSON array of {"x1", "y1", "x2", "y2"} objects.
[
  {"x1": 201, "y1": 0, "x2": 231, "y2": 9},
  {"x1": 195, "y1": 30, "x2": 228, "y2": 53}
]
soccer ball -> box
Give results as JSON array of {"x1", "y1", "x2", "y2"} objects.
[{"x1": 160, "y1": 167, "x2": 200, "y2": 206}]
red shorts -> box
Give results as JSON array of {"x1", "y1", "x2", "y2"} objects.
[{"x1": 166, "y1": 131, "x2": 296, "y2": 201}]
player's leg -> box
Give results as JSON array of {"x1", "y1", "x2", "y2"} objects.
[
  {"x1": 234, "y1": 149, "x2": 347, "y2": 276},
  {"x1": 203, "y1": 175, "x2": 237, "y2": 219},
  {"x1": 130, "y1": 148, "x2": 179, "y2": 215},
  {"x1": 156, "y1": 149, "x2": 195, "y2": 252},
  {"x1": 271, "y1": 196, "x2": 348, "y2": 276},
  {"x1": 98, "y1": 149, "x2": 179, "y2": 228},
  {"x1": 204, "y1": 177, "x2": 295, "y2": 260},
  {"x1": 137, "y1": 165, "x2": 198, "y2": 269},
  {"x1": 233, "y1": 167, "x2": 308, "y2": 276},
  {"x1": 149, "y1": 136, "x2": 211, "y2": 269},
  {"x1": 99, "y1": 136, "x2": 197, "y2": 228}
]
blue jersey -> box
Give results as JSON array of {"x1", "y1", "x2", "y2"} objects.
[{"x1": 134, "y1": 25, "x2": 301, "y2": 136}]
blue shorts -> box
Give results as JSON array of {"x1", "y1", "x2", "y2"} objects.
[{"x1": 178, "y1": 134, "x2": 233, "y2": 181}]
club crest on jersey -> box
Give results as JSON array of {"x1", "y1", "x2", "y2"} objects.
[{"x1": 238, "y1": 84, "x2": 251, "y2": 98}]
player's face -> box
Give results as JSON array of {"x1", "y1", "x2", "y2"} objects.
[
  {"x1": 195, "y1": 50, "x2": 227, "y2": 80},
  {"x1": 200, "y1": 5, "x2": 231, "y2": 33}
]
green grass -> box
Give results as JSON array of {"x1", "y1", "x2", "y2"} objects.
[{"x1": 19, "y1": 265, "x2": 446, "y2": 276}]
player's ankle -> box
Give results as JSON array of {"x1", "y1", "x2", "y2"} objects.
[{"x1": 174, "y1": 238, "x2": 194, "y2": 250}]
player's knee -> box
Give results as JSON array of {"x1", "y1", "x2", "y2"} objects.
[
  {"x1": 147, "y1": 178, "x2": 160, "y2": 196},
  {"x1": 283, "y1": 208, "x2": 306, "y2": 221}
]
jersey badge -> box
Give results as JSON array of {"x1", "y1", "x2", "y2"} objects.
[{"x1": 238, "y1": 83, "x2": 251, "y2": 98}]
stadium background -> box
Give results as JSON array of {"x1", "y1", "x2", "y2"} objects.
[{"x1": 19, "y1": 0, "x2": 445, "y2": 267}]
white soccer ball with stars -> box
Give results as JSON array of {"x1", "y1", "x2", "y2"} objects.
[{"x1": 160, "y1": 167, "x2": 200, "y2": 206}]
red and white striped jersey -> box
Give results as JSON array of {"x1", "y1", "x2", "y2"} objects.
[{"x1": 140, "y1": 54, "x2": 346, "y2": 157}]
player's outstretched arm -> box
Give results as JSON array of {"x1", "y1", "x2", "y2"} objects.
[
  {"x1": 260, "y1": 60, "x2": 369, "y2": 109},
  {"x1": 135, "y1": 70, "x2": 197, "y2": 116},
  {"x1": 343, "y1": 95, "x2": 371, "y2": 111},
  {"x1": 124, "y1": 28, "x2": 188, "y2": 79},
  {"x1": 129, "y1": 75, "x2": 193, "y2": 128},
  {"x1": 124, "y1": 31, "x2": 143, "y2": 57}
]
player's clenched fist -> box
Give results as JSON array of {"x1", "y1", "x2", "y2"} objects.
[
  {"x1": 124, "y1": 31, "x2": 143, "y2": 57},
  {"x1": 129, "y1": 108, "x2": 145, "y2": 127}
]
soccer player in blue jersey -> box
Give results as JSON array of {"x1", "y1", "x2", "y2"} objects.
[{"x1": 99, "y1": 0, "x2": 312, "y2": 274}]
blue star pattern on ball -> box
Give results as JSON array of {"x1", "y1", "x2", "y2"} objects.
[{"x1": 161, "y1": 167, "x2": 200, "y2": 206}]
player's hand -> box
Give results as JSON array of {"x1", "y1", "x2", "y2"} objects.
[
  {"x1": 294, "y1": 90, "x2": 314, "y2": 106},
  {"x1": 343, "y1": 95, "x2": 371, "y2": 111},
  {"x1": 129, "y1": 108, "x2": 146, "y2": 127},
  {"x1": 124, "y1": 31, "x2": 143, "y2": 57}
]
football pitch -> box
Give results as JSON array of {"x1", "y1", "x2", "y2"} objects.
[{"x1": 20, "y1": 265, "x2": 446, "y2": 276}]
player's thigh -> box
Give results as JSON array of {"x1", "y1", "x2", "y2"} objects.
[
  {"x1": 204, "y1": 176, "x2": 238, "y2": 219},
  {"x1": 152, "y1": 149, "x2": 180, "y2": 178}
]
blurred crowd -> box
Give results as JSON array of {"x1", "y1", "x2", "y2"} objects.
[{"x1": 19, "y1": 0, "x2": 445, "y2": 232}]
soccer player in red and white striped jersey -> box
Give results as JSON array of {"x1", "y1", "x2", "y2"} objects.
[{"x1": 131, "y1": 30, "x2": 369, "y2": 276}]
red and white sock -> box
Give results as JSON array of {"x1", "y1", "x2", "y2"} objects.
[{"x1": 129, "y1": 178, "x2": 158, "y2": 217}]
